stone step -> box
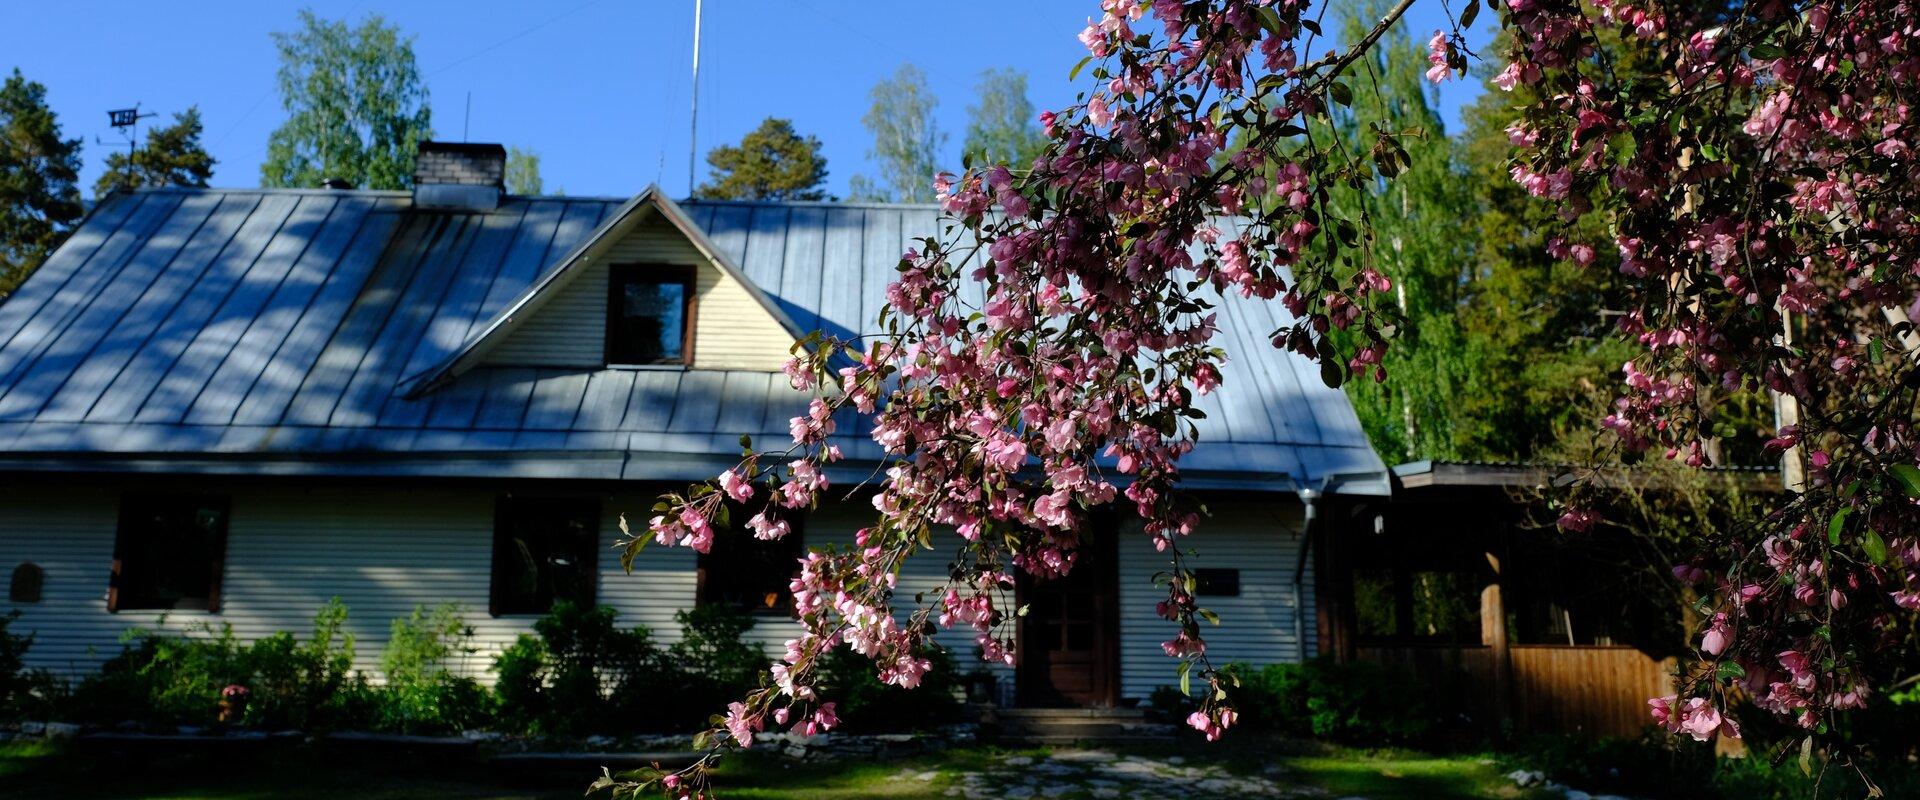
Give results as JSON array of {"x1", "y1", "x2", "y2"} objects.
[
  {"x1": 991, "y1": 732, "x2": 1180, "y2": 746},
  {"x1": 991, "y1": 707, "x2": 1147, "y2": 720}
]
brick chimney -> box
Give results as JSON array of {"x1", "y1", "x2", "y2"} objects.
[{"x1": 413, "y1": 141, "x2": 505, "y2": 211}]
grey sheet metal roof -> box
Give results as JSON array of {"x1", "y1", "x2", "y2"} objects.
[{"x1": 0, "y1": 187, "x2": 1387, "y2": 494}]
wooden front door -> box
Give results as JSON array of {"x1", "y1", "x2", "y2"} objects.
[{"x1": 1016, "y1": 521, "x2": 1119, "y2": 707}]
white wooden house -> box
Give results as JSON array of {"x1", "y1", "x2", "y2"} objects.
[{"x1": 0, "y1": 143, "x2": 1387, "y2": 708}]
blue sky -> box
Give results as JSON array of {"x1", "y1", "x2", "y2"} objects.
[{"x1": 5, "y1": 1, "x2": 1490, "y2": 200}]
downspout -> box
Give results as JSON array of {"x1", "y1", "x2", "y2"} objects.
[{"x1": 1292, "y1": 485, "x2": 1322, "y2": 663}]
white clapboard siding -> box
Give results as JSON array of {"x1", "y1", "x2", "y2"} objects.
[
  {"x1": 0, "y1": 482, "x2": 1307, "y2": 700},
  {"x1": 484, "y1": 213, "x2": 793, "y2": 372},
  {"x1": 0, "y1": 482, "x2": 699, "y2": 683},
  {"x1": 1117, "y1": 499, "x2": 1312, "y2": 700}
]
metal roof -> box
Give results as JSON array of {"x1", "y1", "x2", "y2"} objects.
[{"x1": 0, "y1": 187, "x2": 1387, "y2": 494}]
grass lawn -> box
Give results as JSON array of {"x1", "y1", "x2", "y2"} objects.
[{"x1": 0, "y1": 737, "x2": 1555, "y2": 800}]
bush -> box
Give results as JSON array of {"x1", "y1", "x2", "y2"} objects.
[
  {"x1": 0, "y1": 611, "x2": 38, "y2": 718},
  {"x1": 1151, "y1": 657, "x2": 1437, "y2": 745},
  {"x1": 492, "y1": 601, "x2": 676, "y2": 736},
  {"x1": 667, "y1": 605, "x2": 766, "y2": 706},
  {"x1": 68, "y1": 622, "x2": 251, "y2": 726},
  {"x1": 373, "y1": 603, "x2": 491, "y2": 734},
  {"x1": 233, "y1": 598, "x2": 360, "y2": 729},
  {"x1": 1509, "y1": 730, "x2": 1920, "y2": 800},
  {"x1": 814, "y1": 642, "x2": 962, "y2": 733}
]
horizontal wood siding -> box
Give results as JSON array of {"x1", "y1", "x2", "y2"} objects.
[
  {"x1": 0, "y1": 482, "x2": 696, "y2": 683},
  {"x1": 1, "y1": 483, "x2": 1306, "y2": 705},
  {"x1": 1118, "y1": 500, "x2": 1311, "y2": 700},
  {"x1": 484, "y1": 260, "x2": 610, "y2": 367},
  {"x1": 484, "y1": 214, "x2": 792, "y2": 372},
  {"x1": 1510, "y1": 646, "x2": 1676, "y2": 737},
  {"x1": 1355, "y1": 644, "x2": 1677, "y2": 737}
]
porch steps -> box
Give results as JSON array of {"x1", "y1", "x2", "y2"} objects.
[{"x1": 983, "y1": 708, "x2": 1177, "y2": 745}]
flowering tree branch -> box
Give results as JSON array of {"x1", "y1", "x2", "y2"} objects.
[{"x1": 602, "y1": 0, "x2": 1920, "y2": 795}]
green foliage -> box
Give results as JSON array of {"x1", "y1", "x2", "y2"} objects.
[
  {"x1": 853, "y1": 64, "x2": 945, "y2": 203},
  {"x1": 61, "y1": 601, "x2": 486, "y2": 733},
  {"x1": 69, "y1": 622, "x2": 251, "y2": 726},
  {"x1": 668, "y1": 605, "x2": 767, "y2": 706},
  {"x1": 94, "y1": 107, "x2": 216, "y2": 198},
  {"x1": 235, "y1": 597, "x2": 357, "y2": 729},
  {"x1": 491, "y1": 601, "x2": 677, "y2": 735},
  {"x1": 375, "y1": 603, "x2": 490, "y2": 734},
  {"x1": 0, "y1": 612, "x2": 30, "y2": 716},
  {"x1": 963, "y1": 68, "x2": 1046, "y2": 169},
  {"x1": 261, "y1": 10, "x2": 431, "y2": 190},
  {"x1": 504, "y1": 145, "x2": 543, "y2": 196},
  {"x1": 695, "y1": 117, "x2": 830, "y2": 202},
  {"x1": 0, "y1": 68, "x2": 84, "y2": 299},
  {"x1": 1510, "y1": 730, "x2": 1920, "y2": 799},
  {"x1": 1154, "y1": 658, "x2": 1437, "y2": 745},
  {"x1": 814, "y1": 643, "x2": 962, "y2": 732}
]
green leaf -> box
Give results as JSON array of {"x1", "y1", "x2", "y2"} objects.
[
  {"x1": 1178, "y1": 661, "x2": 1192, "y2": 696},
  {"x1": 1828, "y1": 507, "x2": 1851, "y2": 545},
  {"x1": 1069, "y1": 56, "x2": 1092, "y2": 82},
  {"x1": 1888, "y1": 464, "x2": 1920, "y2": 497},
  {"x1": 1256, "y1": 7, "x2": 1285, "y2": 35},
  {"x1": 1319, "y1": 357, "x2": 1345, "y2": 389},
  {"x1": 1328, "y1": 81, "x2": 1353, "y2": 107},
  {"x1": 1460, "y1": 0, "x2": 1480, "y2": 28},
  {"x1": 1864, "y1": 529, "x2": 1890, "y2": 564},
  {"x1": 1716, "y1": 660, "x2": 1746, "y2": 681}
]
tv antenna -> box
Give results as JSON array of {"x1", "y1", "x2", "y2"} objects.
[{"x1": 102, "y1": 104, "x2": 159, "y2": 158}]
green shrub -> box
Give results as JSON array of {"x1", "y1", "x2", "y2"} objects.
[
  {"x1": 668, "y1": 605, "x2": 767, "y2": 705},
  {"x1": 814, "y1": 643, "x2": 962, "y2": 732},
  {"x1": 67, "y1": 622, "x2": 251, "y2": 726},
  {"x1": 0, "y1": 611, "x2": 35, "y2": 718},
  {"x1": 235, "y1": 598, "x2": 360, "y2": 729},
  {"x1": 1151, "y1": 658, "x2": 1436, "y2": 745},
  {"x1": 373, "y1": 604, "x2": 491, "y2": 734},
  {"x1": 492, "y1": 601, "x2": 676, "y2": 735},
  {"x1": 1510, "y1": 730, "x2": 1920, "y2": 800},
  {"x1": 65, "y1": 601, "x2": 371, "y2": 729}
]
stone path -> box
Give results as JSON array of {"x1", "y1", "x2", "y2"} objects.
[{"x1": 927, "y1": 749, "x2": 1329, "y2": 800}]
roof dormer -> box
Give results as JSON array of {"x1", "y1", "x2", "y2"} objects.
[{"x1": 402, "y1": 187, "x2": 799, "y2": 396}]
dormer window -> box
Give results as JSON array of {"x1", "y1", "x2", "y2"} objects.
[{"x1": 606, "y1": 264, "x2": 694, "y2": 366}]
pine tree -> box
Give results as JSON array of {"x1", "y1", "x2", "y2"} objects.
[
  {"x1": 95, "y1": 107, "x2": 216, "y2": 198},
  {"x1": 261, "y1": 10, "x2": 431, "y2": 190},
  {"x1": 694, "y1": 118, "x2": 829, "y2": 202},
  {"x1": 0, "y1": 69, "x2": 83, "y2": 299},
  {"x1": 963, "y1": 69, "x2": 1046, "y2": 169}
]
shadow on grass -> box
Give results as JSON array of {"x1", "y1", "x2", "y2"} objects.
[{"x1": 1, "y1": 737, "x2": 1555, "y2": 800}]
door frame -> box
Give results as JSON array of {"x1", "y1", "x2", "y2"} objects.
[{"x1": 1013, "y1": 522, "x2": 1121, "y2": 708}]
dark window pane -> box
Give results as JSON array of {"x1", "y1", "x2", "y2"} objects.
[
  {"x1": 1353, "y1": 569, "x2": 1398, "y2": 638},
  {"x1": 1410, "y1": 571, "x2": 1480, "y2": 641},
  {"x1": 698, "y1": 508, "x2": 803, "y2": 615},
  {"x1": 607, "y1": 266, "x2": 690, "y2": 364},
  {"x1": 113, "y1": 495, "x2": 227, "y2": 611},
  {"x1": 1193, "y1": 568, "x2": 1240, "y2": 596},
  {"x1": 492, "y1": 498, "x2": 599, "y2": 615}
]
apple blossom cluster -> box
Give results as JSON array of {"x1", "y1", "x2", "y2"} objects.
[
  {"x1": 601, "y1": 1, "x2": 1451, "y2": 796},
  {"x1": 1498, "y1": 0, "x2": 1919, "y2": 750}
]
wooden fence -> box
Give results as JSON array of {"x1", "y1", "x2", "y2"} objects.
[{"x1": 1357, "y1": 644, "x2": 1676, "y2": 738}]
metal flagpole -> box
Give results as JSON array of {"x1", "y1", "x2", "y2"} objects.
[{"x1": 689, "y1": 0, "x2": 702, "y2": 197}]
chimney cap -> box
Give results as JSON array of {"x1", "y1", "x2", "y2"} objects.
[
  {"x1": 413, "y1": 140, "x2": 506, "y2": 212},
  {"x1": 321, "y1": 177, "x2": 354, "y2": 190},
  {"x1": 417, "y1": 140, "x2": 508, "y2": 158}
]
